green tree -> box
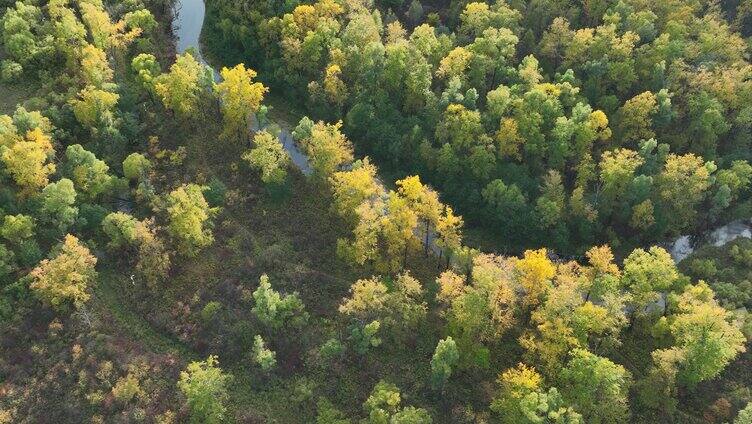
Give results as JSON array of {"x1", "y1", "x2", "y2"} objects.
[
  {"x1": 660, "y1": 282, "x2": 746, "y2": 388},
  {"x1": 64, "y1": 144, "x2": 113, "y2": 199},
  {"x1": 622, "y1": 246, "x2": 678, "y2": 314},
  {"x1": 40, "y1": 179, "x2": 78, "y2": 232},
  {"x1": 166, "y1": 184, "x2": 216, "y2": 256},
  {"x1": 243, "y1": 131, "x2": 289, "y2": 185},
  {"x1": 251, "y1": 274, "x2": 308, "y2": 329},
  {"x1": 430, "y1": 336, "x2": 460, "y2": 389},
  {"x1": 177, "y1": 355, "x2": 231, "y2": 424},
  {"x1": 558, "y1": 349, "x2": 631, "y2": 424},
  {"x1": 1, "y1": 214, "x2": 35, "y2": 242},
  {"x1": 252, "y1": 335, "x2": 277, "y2": 372},
  {"x1": 122, "y1": 152, "x2": 152, "y2": 181},
  {"x1": 363, "y1": 381, "x2": 432, "y2": 423}
]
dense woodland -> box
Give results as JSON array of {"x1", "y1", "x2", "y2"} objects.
[{"x1": 0, "y1": 0, "x2": 751, "y2": 422}]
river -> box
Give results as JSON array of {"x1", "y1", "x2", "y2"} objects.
[
  {"x1": 172, "y1": 0, "x2": 312, "y2": 174},
  {"x1": 171, "y1": 0, "x2": 752, "y2": 263}
]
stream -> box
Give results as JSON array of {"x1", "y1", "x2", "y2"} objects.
[
  {"x1": 173, "y1": 0, "x2": 312, "y2": 174},
  {"x1": 172, "y1": 0, "x2": 752, "y2": 263}
]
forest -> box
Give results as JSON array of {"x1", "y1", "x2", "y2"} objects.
[{"x1": 0, "y1": 0, "x2": 751, "y2": 422}]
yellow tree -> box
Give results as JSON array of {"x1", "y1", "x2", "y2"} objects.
[
  {"x1": 30, "y1": 234, "x2": 97, "y2": 312},
  {"x1": 514, "y1": 248, "x2": 556, "y2": 308},
  {"x1": 299, "y1": 121, "x2": 354, "y2": 177},
  {"x1": 166, "y1": 184, "x2": 217, "y2": 256},
  {"x1": 70, "y1": 86, "x2": 119, "y2": 128},
  {"x1": 329, "y1": 158, "x2": 382, "y2": 224},
  {"x1": 1, "y1": 127, "x2": 56, "y2": 195},
  {"x1": 216, "y1": 63, "x2": 268, "y2": 141},
  {"x1": 154, "y1": 53, "x2": 207, "y2": 117}
]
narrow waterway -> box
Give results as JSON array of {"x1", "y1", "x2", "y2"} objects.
[
  {"x1": 172, "y1": 0, "x2": 312, "y2": 174},
  {"x1": 172, "y1": 0, "x2": 752, "y2": 262}
]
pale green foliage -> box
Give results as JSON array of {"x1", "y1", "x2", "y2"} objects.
[
  {"x1": 252, "y1": 335, "x2": 277, "y2": 372},
  {"x1": 131, "y1": 53, "x2": 161, "y2": 91},
  {"x1": 660, "y1": 282, "x2": 746, "y2": 388},
  {"x1": 243, "y1": 131, "x2": 289, "y2": 184},
  {"x1": 123, "y1": 152, "x2": 152, "y2": 180},
  {"x1": 736, "y1": 402, "x2": 752, "y2": 424},
  {"x1": 101, "y1": 212, "x2": 138, "y2": 248},
  {"x1": 64, "y1": 144, "x2": 113, "y2": 199},
  {"x1": 166, "y1": 184, "x2": 216, "y2": 256},
  {"x1": 1, "y1": 214, "x2": 34, "y2": 241},
  {"x1": 518, "y1": 387, "x2": 582, "y2": 424},
  {"x1": 177, "y1": 355, "x2": 231, "y2": 424},
  {"x1": 622, "y1": 246, "x2": 678, "y2": 311},
  {"x1": 430, "y1": 336, "x2": 459, "y2": 389},
  {"x1": 558, "y1": 349, "x2": 631, "y2": 424},
  {"x1": 251, "y1": 274, "x2": 308, "y2": 329},
  {"x1": 40, "y1": 178, "x2": 78, "y2": 232},
  {"x1": 339, "y1": 273, "x2": 427, "y2": 335},
  {"x1": 363, "y1": 381, "x2": 432, "y2": 423}
]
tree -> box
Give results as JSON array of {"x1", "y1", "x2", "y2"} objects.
[
  {"x1": 40, "y1": 179, "x2": 78, "y2": 232},
  {"x1": 70, "y1": 86, "x2": 120, "y2": 128},
  {"x1": 122, "y1": 152, "x2": 152, "y2": 181},
  {"x1": 558, "y1": 349, "x2": 631, "y2": 424},
  {"x1": 155, "y1": 53, "x2": 209, "y2": 116},
  {"x1": 64, "y1": 144, "x2": 113, "y2": 199},
  {"x1": 339, "y1": 273, "x2": 427, "y2": 336},
  {"x1": 736, "y1": 402, "x2": 752, "y2": 424},
  {"x1": 614, "y1": 91, "x2": 657, "y2": 145},
  {"x1": 243, "y1": 131, "x2": 289, "y2": 185},
  {"x1": 430, "y1": 337, "x2": 459, "y2": 389},
  {"x1": 252, "y1": 335, "x2": 277, "y2": 372},
  {"x1": 101, "y1": 212, "x2": 139, "y2": 249},
  {"x1": 297, "y1": 120, "x2": 354, "y2": 177},
  {"x1": 252, "y1": 274, "x2": 308, "y2": 329},
  {"x1": 1, "y1": 127, "x2": 55, "y2": 195},
  {"x1": 29, "y1": 235, "x2": 97, "y2": 312},
  {"x1": 621, "y1": 246, "x2": 678, "y2": 314},
  {"x1": 216, "y1": 63, "x2": 268, "y2": 140},
  {"x1": 177, "y1": 355, "x2": 231, "y2": 424},
  {"x1": 131, "y1": 53, "x2": 161, "y2": 93},
  {"x1": 515, "y1": 249, "x2": 556, "y2": 307},
  {"x1": 657, "y1": 153, "x2": 713, "y2": 234},
  {"x1": 363, "y1": 381, "x2": 432, "y2": 423},
  {"x1": 329, "y1": 158, "x2": 381, "y2": 224},
  {"x1": 166, "y1": 184, "x2": 216, "y2": 256},
  {"x1": 79, "y1": 44, "x2": 113, "y2": 88},
  {"x1": 491, "y1": 363, "x2": 544, "y2": 423},
  {"x1": 659, "y1": 282, "x2": 746, "y2": 388},
  {"x1": 518, "y1": 387, "x2": 583, "y2": 424},
  {"x1": 1, "y1": 214, "x2": 34, "y2": 242}
]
